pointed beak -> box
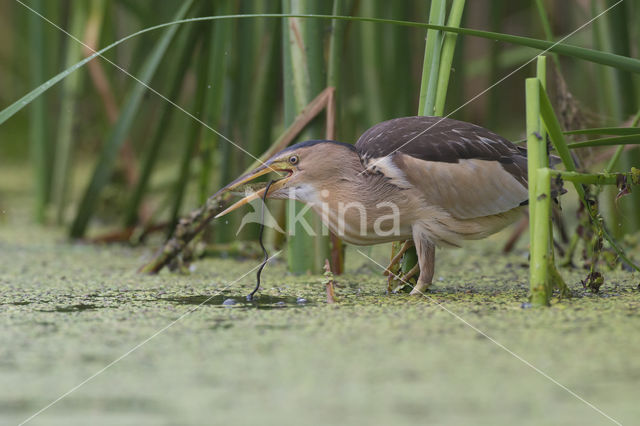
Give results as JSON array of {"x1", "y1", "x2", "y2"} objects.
[{"x1": 213, "y1": 161, "x2": 292, "y2": 218}]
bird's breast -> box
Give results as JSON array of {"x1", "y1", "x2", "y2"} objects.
[{"x1": 307, "y1": 198, "x2": 413, "y2": 245}]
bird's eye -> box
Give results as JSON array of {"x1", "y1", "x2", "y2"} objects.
[{"x1": 288, "y1": 155, "x2": 299, "y2": 165}]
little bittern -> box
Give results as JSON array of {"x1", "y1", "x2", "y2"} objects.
[{"x1": 214, "y1": 116, "x2": 530, "y2": 294}]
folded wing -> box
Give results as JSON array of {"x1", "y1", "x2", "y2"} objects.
[{"x1": 355, "y1": 116, "x2": 528, "y2": 219}]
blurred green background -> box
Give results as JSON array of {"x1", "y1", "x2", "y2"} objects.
[
  {"x1": 1, "y1": 2, "x2": 640, "y2": 424},
  {"x1": 0, "y1": 0, "x2": 639, "y2": 262}
]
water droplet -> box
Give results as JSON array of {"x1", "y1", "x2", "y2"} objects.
[{"x1": 296, "y1": 297, "x2": 307, "y2": 304}]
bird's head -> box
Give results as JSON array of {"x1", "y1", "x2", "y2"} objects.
[{"x1": 214, "y1": 140, "x2": 358, "y2": 219}]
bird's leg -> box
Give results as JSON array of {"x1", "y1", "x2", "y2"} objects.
[
  {"x1": 410, "y1": 233, "x2": 436, "y2": 296},
  {"x1": 383, "y1": 240, "x2": 414, "y2": 276}
]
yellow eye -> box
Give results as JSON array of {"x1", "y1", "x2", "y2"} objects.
[{"x1": 288, "y1": 155, "x2": 299, "y2": 165}]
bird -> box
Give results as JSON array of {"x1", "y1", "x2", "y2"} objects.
[{"x1": 213, "y1": 116, "x2": 530, "y2": 295}]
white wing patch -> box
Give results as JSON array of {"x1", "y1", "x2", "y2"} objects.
[{"x1": 363, "y1": 155, "x2": 413, "y2": 190}]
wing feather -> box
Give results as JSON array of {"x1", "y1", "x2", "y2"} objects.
[
  {"x1": 394, "y1": 155, "x2": 528, "y2": 219},
  {"x1": 356, "y1": 116, "x2": 528, "y2": 219}
]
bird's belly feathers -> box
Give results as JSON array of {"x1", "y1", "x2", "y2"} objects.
[
  {"x1": 309, "y1": 203, "x2": 412, "y2": 245},
  {"x1": 413, "y1": 205, "x2": 524, "y2": 248},
  {"x1": 301, "y1": 177, "x2": 523, "y2": 247},
  {"x1": 309, "y1": 199, "x2": 522, "y2": 247}
]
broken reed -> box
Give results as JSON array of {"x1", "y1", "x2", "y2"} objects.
[
  {"x1": 527, "y1": 56, "x2": 640, "y2": 306},
  {"x1": 139, "y1": 88, "x2": 338, "y2": 274}
]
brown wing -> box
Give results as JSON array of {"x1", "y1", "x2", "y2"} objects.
[{"x1": 355, "y1": 116, "x2": 529, "y2": 219}]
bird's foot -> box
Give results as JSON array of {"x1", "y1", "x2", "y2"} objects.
[
  {"x1": 409, "y1": 281, "x2": 431, "y2": 296},
  {"x1": 387, "y1": 263, "x2": 420, "y2": 294}
]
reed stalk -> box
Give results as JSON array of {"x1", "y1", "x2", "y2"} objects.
[
  {"x1": 525, "y1": 73, "x2": 548, "y2": 305},
  {"x1": 418, "y1": 0, "x2": 446, "y2": 116},
  {"x1": 326, "y1": 0, "x2": 351, "y2": 274},
  {"x1": 360, "y1": 0, "x2": 387, "y2": 123},
  {"x1": 123, "y1": 22, "x2": 200, "y2": 227},
  {"x1": 567, "y1": 135, "x2": 640, "y2": 149},
  {"x1": 565, "y1": 127, "x2": 640, "y2": 136},
  {"x1": 168, "y1": 29, "x2": 210, "y2": 234},
  {"x1": 550, "y1": 169, "x2": 640, "y2": 186},
  {"x1": 6, "y1": 11, "x2": 640, "y2": 129},
  {"x1": 70, "y1": 0, "x2": 193, "y2": 238},
  {"x1": 197, "y1": 2, "x2": 222, "y2": 207},
  {"x1": 385, "y1": 1, "x2": 412, "y2": 117},
  {"x1": 536, "y1": 77, "x2": 640, "y2": 273},
  {"x1": 593, "y1": 0, "x2": 639, "y2": 233},
  {"x1": 536, "y1": 55, "x2": 548, "y2": 157},
  {"x1": 434, "y1": 0, "x2": 465, "y2": 116},
  {"x1": 27, "y1": 0, "x2": 48, "y2": 223},
  {"x1": 486, "y1": 0, "x2": 505, "y2": 128},
  {"x1": 327, "y1": 0, "x2": 350, "y2": 114},
  {"x1": 619, "y1": 155, "x2": 640, "y2": 234},
  {"x1": 605, "y1": 111, "x2": 640, "y2": 172},
  {"x1": 392, "y1": 0, "x2": 465, "y2": 288},
  {"x1": 211, "y1": 1, "x2": 240, "y2": 244},
  {"x1": 282, "y1": 0, "x2": 330, "y2": 274},
  {"x1": 529, "y1": 56, "x2": 562, "y2": 305},
  {"x1": 245, "y1": 2, "x2": 279, "y2": 159},
  {"x1": 601, "y1": 0, "x2": 636, "y2": 117},
  {"x1": 51, "y1": 2, "x2": 87, "y2": 224},
  {"x1": 239, "y1": 1, "x2": 280, "y2": 241},
  {"x1": 530, "y1": 167, "x2": 552, "y2": 305},
  {"x1": 534, "y1": 0, "x2": 561, "y2": 69}
]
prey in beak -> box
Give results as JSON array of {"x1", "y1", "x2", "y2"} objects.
[{"x1": 214, "y1": 160, "x2": 294, "y2": 218}]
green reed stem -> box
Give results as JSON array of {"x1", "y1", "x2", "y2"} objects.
[
  {"x1": 551, "y1": 169, "x2": 640, "y2": 186},
  {"x1": 418, "y1": 0, "x2": 446, "y2": 116},
  {"x1": 283, "y1": 0, "x2": 330, "y2": 274},
  {"x1": 605, "y1": 110, "x2": 640, "y2": 172},
  {"x1": 52, "y1": 3, "x2": 86, "y2": 224},
  {"x1": 168, "y1": 29, "x2": 210, "y2": 235},
  {"x1": 123, "y1": 19, "x2": 200, "y2": 227},
  {"x1": 434, "y1": 0, "x2": 465, "y2": 116},
  {"x1": 360, "y1": 0, "x2": 386, "y2": 124},
  {"x1": 534, "y1": 0, "x2": 561, "y2": 70},
  {"x1": 526, "y1": 76, "x2": 545, "y2": 305},
  {"x1": 530, "y1": 167, "x2": 552, "y2": 306},
  {"x1": 6, "y1": 11, "x2": 640, "y2": 127},
  {"x1": 27, "y1": 0, "x2": 48, "y2": 223},
  {"x1": 536, "y1": 78, "x2": 640, "y2": 273}
]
